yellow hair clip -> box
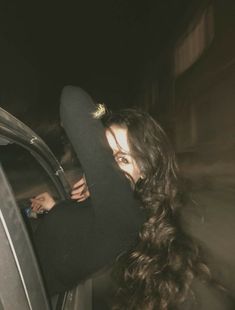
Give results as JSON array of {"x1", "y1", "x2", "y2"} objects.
[{"x1": 92, "y1": 103, "x2": 106, "y2": 119}]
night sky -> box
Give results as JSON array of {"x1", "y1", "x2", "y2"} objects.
[{"x1": 1, "y1": 0, "x2": 192, "y2": 111}]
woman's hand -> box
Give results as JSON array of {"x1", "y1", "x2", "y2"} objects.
[
  {"x1": 30, "y1": 192, "x2": 56, "y2": 213},
  {"x1": 71, "y1": 176, "x2": 90, "y2": 202}
]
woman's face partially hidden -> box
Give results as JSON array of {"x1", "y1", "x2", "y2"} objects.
[{"x1": 105, "y1": 125, "x2": 141, "y2": 185}]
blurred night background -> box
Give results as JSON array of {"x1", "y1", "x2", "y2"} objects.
[{"x1": 0, "y1": 0, "x2": 235, "y2": 304}]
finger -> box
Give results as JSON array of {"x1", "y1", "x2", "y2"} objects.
[
  {"x1": 71, "y1": 186, "x2": 86, "y2": 196},
  {"x1": 34, "y1": 193, "x2": 48, "y2": 200},
  {"x1": 71, "y1": 187, "x2": 89, "y2": 199},
  {"x1": 37, "y1": 196, "x2": 46, "y2": 201},
  {"x1": 37, "y1": 205, "x2": 46, "y2": 213},
  {"x1": 30, "y1": 199, "x2": 40, "y2": 207},
  {"x1": 76, "y1": 191, "x2": 90, "y2": 202},
  {"x1": 32, "y1": 200, "x2": 41, "y2": 208},
  {"x1": 71, "y1": 190, "x2": 86, "y2": 199},
  {"x1": 73, "y1": 178, "x2": 85, "y2": 186},
  {"x1": 34, "y1": 192, "x2": 52, "y2": 201},
  {"x1": 77, "y1": 195, "x2": 87, "y2": 202},
  {"x1": 71, "y1": 182, "x2": 88, "y2": 194},
  {"x1": 31, "y1": 198, "x2": 43, "y2": 206},
  {"x1": 71, "y1": 193, "x2": 83, "y2": 200},
  {"x1": 31, "y1": 203, "x2": 42, "y2": 212},
  {"x1": 77, "y1": 197, "x2": 86, "y2": 202},
  {"x1": 72, "y1": 178, "x2": 85, "y2": 189}
]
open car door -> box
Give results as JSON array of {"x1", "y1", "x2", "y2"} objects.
[
  {"x1": 0, "y1": 106, "x2": 92, "y2": 310},
  {"x1": 0, "y1": 164, "x2": 51, "y2": 310}
]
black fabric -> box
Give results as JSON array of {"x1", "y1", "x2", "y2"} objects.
[{"x1": 33, "y1": 86, "x2": 145, "y2": 295}]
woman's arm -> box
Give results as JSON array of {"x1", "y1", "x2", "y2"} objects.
[
  {"x1": 60, "y1": 86, "x2": 143, "y2": 233},
  {"x1": 30, "y1": 176, "x2": 89, "y2": 213},
  {"x1": 33, "y1": 86, "x2": 145, "y2": 295}
]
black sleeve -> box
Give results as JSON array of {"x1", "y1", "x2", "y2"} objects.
[
  {"x1": 33, "y1": 86, "x2": 145, "y2": 295},
  {"x1": 60, "y1": 86, "x2": 142, "y2": 231}
]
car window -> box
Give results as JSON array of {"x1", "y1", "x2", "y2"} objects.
[
  {"x1": 0, "y1": 143, "x2": 60, "y2": 202},
  {"x1": 0, "y1": 142, "x2": 63, "y2": 235}
]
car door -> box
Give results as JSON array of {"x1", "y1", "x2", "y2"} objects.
[{"x1": 0, "y1": 106, "x2": 92, "y2": 310}]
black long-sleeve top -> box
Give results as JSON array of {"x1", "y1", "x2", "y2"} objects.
[{"x1": 34, "y1": 86, "x2": 145, "y2": 295}]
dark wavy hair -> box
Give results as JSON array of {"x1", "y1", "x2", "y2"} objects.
[{"x1": 104, "y1": 109, "x2": 210, "y2": 310}]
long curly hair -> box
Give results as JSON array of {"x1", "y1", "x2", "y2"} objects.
[{"x1": 104, "y1": 109, "x2": 210, "y2": 310}]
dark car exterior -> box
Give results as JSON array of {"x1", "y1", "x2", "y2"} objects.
[{"x1": 0, "y1": 106, "x2": 92, "y2": 310}]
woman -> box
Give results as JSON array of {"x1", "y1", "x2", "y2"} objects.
[
  {"x1": 33, "y1": 86, "x2": 145, "y2": 296},
  {"x1": 33, "y1": 86, "x2": 229, "y2": 309}
]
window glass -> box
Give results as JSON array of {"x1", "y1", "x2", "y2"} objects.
[{"x1": 0, "y1": 144, "x2": 60, "y2": 211}]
